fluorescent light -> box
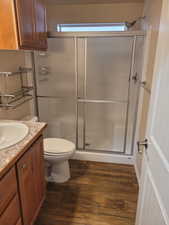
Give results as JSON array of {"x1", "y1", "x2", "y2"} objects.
[{"x1": 57, "y1": 23, "x2": 127, "y2": 32}]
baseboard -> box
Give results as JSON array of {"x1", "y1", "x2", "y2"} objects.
[
  {"x1": 73, "y1": 150, "x2": 134, "y2": 165},
  {"x1": 134, "y1": 162, "x2": 141, "y2": 186}
]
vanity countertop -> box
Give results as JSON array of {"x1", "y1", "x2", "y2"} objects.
[{"x1": 0, "y1": 121, "x2": 47, "y2": 178}]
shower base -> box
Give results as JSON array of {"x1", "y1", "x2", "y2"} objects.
[{"x1": 72, "y1": 150, "x2": 134, "y2": 165}]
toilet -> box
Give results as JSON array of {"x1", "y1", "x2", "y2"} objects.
[
  {"x1": 44, "y1": 138, "x2": 75, "y2": 183},
  {"x1": 25, "y1": 116, "x2": 76, "y2": 183}
]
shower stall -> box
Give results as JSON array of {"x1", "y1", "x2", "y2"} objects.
[{"x1": 34, "y1": 31, "x2": 144, "y2": 161}]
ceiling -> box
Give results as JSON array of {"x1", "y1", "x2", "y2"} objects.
[{"x1": 45, "y1": 0, "x2": 144, "y2": 5}]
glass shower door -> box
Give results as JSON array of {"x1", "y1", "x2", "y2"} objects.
[
  {"x1": 77, "y1": 37, "x2": 133, "y2": 153},
  {"x1": 34, "y1": 35, "x2": 143, "y2": 154}
]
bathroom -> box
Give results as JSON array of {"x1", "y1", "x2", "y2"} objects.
[{"x1": 0, "y1": 0, "x2": 168, "y2": 225}]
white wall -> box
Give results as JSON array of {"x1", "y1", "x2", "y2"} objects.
[{"x1": 46, "y1": 2, "x2": 144, "y2": 31}]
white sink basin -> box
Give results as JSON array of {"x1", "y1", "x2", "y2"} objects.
[{"x1": 0, "y1": 122, "x2": 29, "y2": 150}]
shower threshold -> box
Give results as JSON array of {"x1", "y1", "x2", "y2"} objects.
[{"x1": 73, "y1": 150, "x2": 134, "y2": 165}]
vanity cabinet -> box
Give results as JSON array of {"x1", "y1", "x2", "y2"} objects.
[
  {"x1": 0, "y1": 0, "x2": 47, "y2": 50},
  {"x1": 0, "y1": 135, "x2": 45, "y2": 225}
]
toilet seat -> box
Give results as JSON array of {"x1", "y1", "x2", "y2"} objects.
[{"x1": 44, "y1": 138, "x2": 75, "y2": 155}]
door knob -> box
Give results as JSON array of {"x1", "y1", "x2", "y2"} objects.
[{"x1": 137, "y1": 139, "x2": 148, "y2": 154}]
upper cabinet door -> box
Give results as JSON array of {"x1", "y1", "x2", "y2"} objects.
[
  {"x1": 0, "y1": 0, "x2": 47, "y2": 50},
  {"x1": 34, "y1": 0, "x2": 47, "y2": 50},
  {"x1": 0, "y1": 0, "x2": 18, "y2": 49},
  {"x1": 15, "y1": 0, "x2": 36, "y2": 49}
]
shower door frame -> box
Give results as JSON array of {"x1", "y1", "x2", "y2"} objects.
[
  {"x1": 35, "y1": 31, "x2": 145, "y2": 156},
  {"x1": 76, "y1": 36, "x2": 135, "y2": 155}
]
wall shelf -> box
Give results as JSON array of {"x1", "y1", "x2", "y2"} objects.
[
  {"x1": 0, "y1": 67, "x2": 34, "y2": 110},
  {"x1": 0, "y1": 67, "x2": 32, "y2": 77}
]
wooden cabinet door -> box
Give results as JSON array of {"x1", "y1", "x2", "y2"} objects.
[
  {"x1": 34, "y1": 0, "x2": 47, "y2": 50},
  {"x1": 0, "y1": 0, "x2": 18, "y2": 50},
  {"x1": 17, "y1": 148, "x2": 36, "y2": 225},
  {"x1": 15, "y1": 0, "x2": 36, "y2": 49},
  {"x1": 15, "y1": 0, "x2": 47, "y2": 50},
  {"x1": 17, "y1": 136, "x2": 45, "y2": 225},
  {"x1": 32, "y1": 136, "x2": 46, "y2": 210},
  {"x1": 0, "y1": 0, "x2": 47, "y2": 50},
  {"x1": 0, "y1": 194, "x2": 21, "y2": 225}
]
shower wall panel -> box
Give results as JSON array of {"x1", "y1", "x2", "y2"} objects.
[
  {"x1": 34, "y1": 37, "x2": 76, "y2": 144},
  {"x1": 35, "y1": 38, "x2": 76, "y2": 98},
  {"x1": 38, "y1": 97, "x2": 76, "y2": 143}
]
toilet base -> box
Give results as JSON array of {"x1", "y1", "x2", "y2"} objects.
[{"x1": 46, "y1": 160, "x2": 71, "y2": 183}]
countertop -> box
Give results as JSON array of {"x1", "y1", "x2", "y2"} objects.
[{"x1": 0, "y1": 121, "x2": 47, "y2": 178}]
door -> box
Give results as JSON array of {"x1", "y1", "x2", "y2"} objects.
[
  {"x1": 32, "y1": 136, "x2": 46, "y2": 209},
  {"x1": 17, "y1": 136, "x2": 45, "y2": 225},
  {"x1": 77, "y1": 36, "x2": 136, "y2": 153},
  {"x1": 34, "y1": 35, "x2": 143, "y2": 154},
  {"x1": 136, "y1": 0, "x2": 169, "y2": 224},
  {"x1": 17, "y1": 147, "x2": 36, "y2": 225},
  {"x1": 15, "y1": 0, "x2": 47, "y2": 49},
  {"x1": 15, "y1": 0, "x2": 35, "y2": 48}
]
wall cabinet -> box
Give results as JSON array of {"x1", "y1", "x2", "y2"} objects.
[
  {"x1": 0, "y1": 0, "x2": 47, "y2": 50},
  {"x1": 0, "y1": 136, "x2": 45, "y2": 225}
]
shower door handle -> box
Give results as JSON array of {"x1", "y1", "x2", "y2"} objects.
[{"x1": 77, "y1": 98, "x2": 127, "y2": 104}]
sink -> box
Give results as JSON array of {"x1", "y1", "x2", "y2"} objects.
[{"x1": 0, "y1": 122, "x2": 29, "y2": 150}]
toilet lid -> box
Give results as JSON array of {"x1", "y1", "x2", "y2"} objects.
[{"x1": 44, "y1": 138, "x2": 75, "y2": 154}]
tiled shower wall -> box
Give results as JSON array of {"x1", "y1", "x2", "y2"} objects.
[{"x1": 0, "y1": 51, "x2": 33, "y2": 120}]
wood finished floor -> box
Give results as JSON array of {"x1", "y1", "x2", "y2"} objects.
[{"x1": 35, "y1": 160, "x2": 138, "y2": 225}]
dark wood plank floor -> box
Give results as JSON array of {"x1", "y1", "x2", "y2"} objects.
[{"x1": 35, "y1": 160, "x2": 138, "y2": 225}]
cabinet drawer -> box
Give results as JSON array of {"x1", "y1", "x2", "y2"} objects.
[
  {"x1": 0, "y1": 167, "x2": 17, "y2": 214},
  {"x1": 0, "y1": 194, "x2": 20, "y2": 225}
]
